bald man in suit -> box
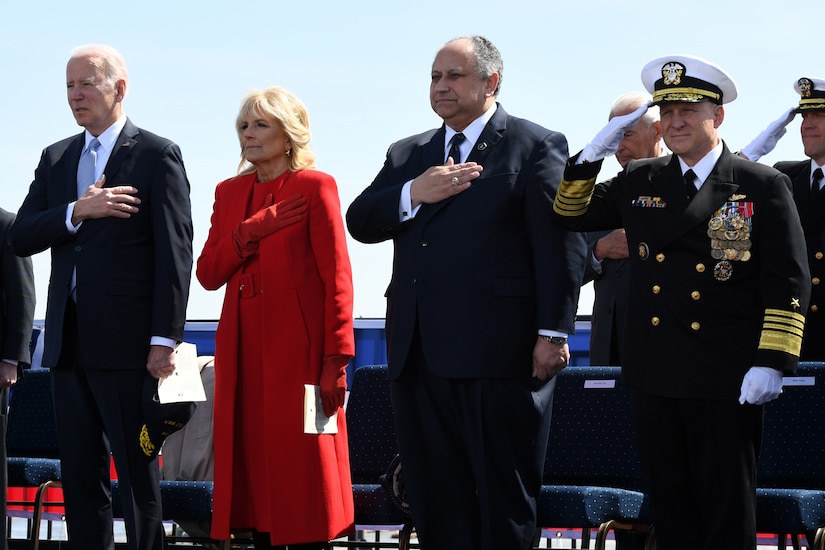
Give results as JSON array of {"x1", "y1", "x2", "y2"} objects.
[{"x1": 347, "y1": 36, "x2": 585, "y2": 549}]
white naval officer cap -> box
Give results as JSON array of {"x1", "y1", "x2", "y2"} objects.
[
  {"x1": 642, "y1": 54, "x2": 738, "y2": 106},
  {"x1": 794, "y1": 77, "x2": 825, "y2": 113}
]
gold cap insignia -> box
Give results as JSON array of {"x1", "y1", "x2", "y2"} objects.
[
  {"x1": 798, "y1": 78, "x2": 813, "y2": 99},
  {"x1": 662, "y1": 62, "x2": 685, "y2": 86}
]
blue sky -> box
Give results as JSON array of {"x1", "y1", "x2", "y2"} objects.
[{"x1": 1, "y1": 0, "x2": 818, "y2": 321}]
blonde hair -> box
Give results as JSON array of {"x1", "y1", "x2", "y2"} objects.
[{"x1": 236, "y1": 86, "x2": 316, "y2": 174}]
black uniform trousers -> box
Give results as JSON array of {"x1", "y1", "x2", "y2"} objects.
[{"x1": 630, "y1": 390, "x2": 763, "y2": 550}]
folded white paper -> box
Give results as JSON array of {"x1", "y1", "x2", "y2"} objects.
[
  {"x1": 158, "y1": 342, "x2": 207, "y2": 404},
  {"x1": 304, "y1": 384, "x2": 338, "y2": 434}
]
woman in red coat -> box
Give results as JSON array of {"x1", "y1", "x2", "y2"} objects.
[{"x1": 196, "y1": 86, "x2": 355, "y2": 549}]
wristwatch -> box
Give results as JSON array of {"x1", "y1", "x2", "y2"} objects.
[{"x1": 540, "y1": 335, "x2": 568, "y2": 346}]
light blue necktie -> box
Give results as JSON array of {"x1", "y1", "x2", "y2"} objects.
[
  {"x1": 72, "y1": 138, "x2": 101, "y2": 300},
  {"x1": 76, "y1": 138, "x2": 101, "y2": 199}
]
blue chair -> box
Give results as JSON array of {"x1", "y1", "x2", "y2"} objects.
[
  {"x1": 110, "y1": 479, "x2": 230, "y2": 549},
  {"x1": 344, "y1": 365, "x2": 413, "y2": 550},
  {"x1": 5, "y1": 369, "x2": 63, "y2": 550},
  {"x1": 756, "y1": 362, "x2": 825, "y2": 550},
  {"x1": 537, "y1": 366, "x2": 652, "y2": 550}
]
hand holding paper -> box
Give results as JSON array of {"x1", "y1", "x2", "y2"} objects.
[
  {"x1": 320, "y1": 355, "x2": 348, "y2": 417},
  {"x1": 158, "y1": 342, "x2": 207, "y2": 404}
]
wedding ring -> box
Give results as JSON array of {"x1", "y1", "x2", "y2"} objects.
[{"x1": 451, "y1": 176, "x2": 459, "y2": 186}]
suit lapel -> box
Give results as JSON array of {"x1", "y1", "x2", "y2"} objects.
[
  {"x1": 466, "y1": 107, "x2": 505, "y2": 166},
  {"x1": 793, "y1": 166, "x2": 825, "y2": 226},
  {"x1": 103, "y1": 119, "x2": 139, "y2": 185},
  {"x1": 65, "y1": 134, "x2": 85, "y2": 201},
  {"x1": 424, "y1": 127, "x2": 446, "y2": 168}
]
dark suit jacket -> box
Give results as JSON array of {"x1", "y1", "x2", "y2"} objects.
[
  {"x1": 347, "y1": 104, "x2": 586, "y2": 380},
  {"x1": 0, "y1": 206, "x2": 35, "y2": 550},
  {"x1": 582, "y1": 230, "x2": 629, "y2": 366},
  {"x1": 775, "y1": 160, "x2": 825, "y2": 360},
  {"x1": 553, "y1": 144, "x2": 810, "y2": 399},
  {"x1": 10, "y1": 119, "x2": 193, "y2": 371},
  {"x1": 0, "y1": 207, "x2": 35, "y2": 365}
]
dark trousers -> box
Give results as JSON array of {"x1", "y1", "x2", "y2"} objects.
[
  {"x1": 53, "y1": 302, "x2": 163, "y2": 550},
  {"x1": 0, "y1": 386, "x2": 8, "y2": 550},
  {"x1": 391, "y1": 331, "x2": 555, "y2": 550},
  {"x1": 630, "y1": 390, "x2": 762, "y2": 550}
]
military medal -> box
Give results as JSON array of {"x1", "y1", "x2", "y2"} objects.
[
  {"x1": 714, "y1": 260, "x2": 733, "y2": 281},
  {"x1": 707, "y1": 201, "x2": 754, "y2": 275}
]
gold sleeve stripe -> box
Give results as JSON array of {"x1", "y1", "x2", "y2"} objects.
[
  {"x1": 758, "y1": 309, "x2": 806, "y2": 356},
  {"x1": 553, "y1": 177, "x2": 597, "y2": 217}
]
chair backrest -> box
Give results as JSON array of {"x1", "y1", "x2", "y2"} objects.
[
  {"x1": 757, "y1": 362, "x2": 825, "y2": 489},
  {"x1": 346, "y1": 365, "x2": 398, "y2": 483},
  {"x1": 544, "y1": 366, "x2": 645, "y2": 491},
  {"x1": 6, "y1": 369, "x2": 59, "y2": 459}
]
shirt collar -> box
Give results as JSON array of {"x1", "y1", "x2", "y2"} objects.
[
  {"x1": 677, "y1": 140, "x2": 724, "y2": 185},
  {"x1": 444, "y1": 103, "x2": 498, "y2": 152},
  {"x1": 810, "y1": 159, "x2": 825, "y2": 183},
  {"x1": 84, "y1": 114, "x2": 127, "y2": 153}
]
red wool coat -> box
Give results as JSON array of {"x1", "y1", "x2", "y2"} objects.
[{"x1": 197, "y1": 169, "x2": 355, "y2": 544}]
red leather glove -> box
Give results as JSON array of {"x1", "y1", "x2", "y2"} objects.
[
  {"x1": 232, "y1": 193, "x2": 307, "y2": 258},
  {"x1": 320, "y1": 355, "x2": 349, "y2": 417}
]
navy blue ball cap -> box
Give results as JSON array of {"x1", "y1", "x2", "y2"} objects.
[{"x1": 138, "y1": 374, "x2": 196, "y2": 459}]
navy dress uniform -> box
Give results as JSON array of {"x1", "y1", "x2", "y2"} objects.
[
  {"x1": 774, "y1": 77, "x2": 825, "y2": 360},
  {"x1": 551, "y1": 55, "x2": 810, "y2": 550}
]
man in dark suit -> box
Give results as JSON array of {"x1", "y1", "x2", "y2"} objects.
[
  {"x1": 10, "y1": 44, "x2": 193, "y2": 550},
  {"x1": 347, "y1": 36, "x2": 586, "y2": 549},
  {"x1": 740, "y1": 77, "x2": 825, "y2": 361},
  {"x1": 0, "y1": 206, "x2": 35, "y2": 550},
  {"x1": 584, "y1": 91, "x2": 663, "y2": 366},
  {"x1": 552, "y1": 55, "x2": 810, "y2": 550}
]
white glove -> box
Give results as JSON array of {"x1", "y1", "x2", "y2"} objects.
[
  {"x1": 578, "y1": 102, "x2": 651, "y2": 164},
  {"x1": 738, "y1": 108, "x2": 796, "y2": 161},
  {"x1": 738, "y1": 366, "x2": 783, "y2": 405}
]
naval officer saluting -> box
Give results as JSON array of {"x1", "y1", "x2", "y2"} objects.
[{"x1": 551, "y1": 54, "x2": 810, "y2": 550}]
